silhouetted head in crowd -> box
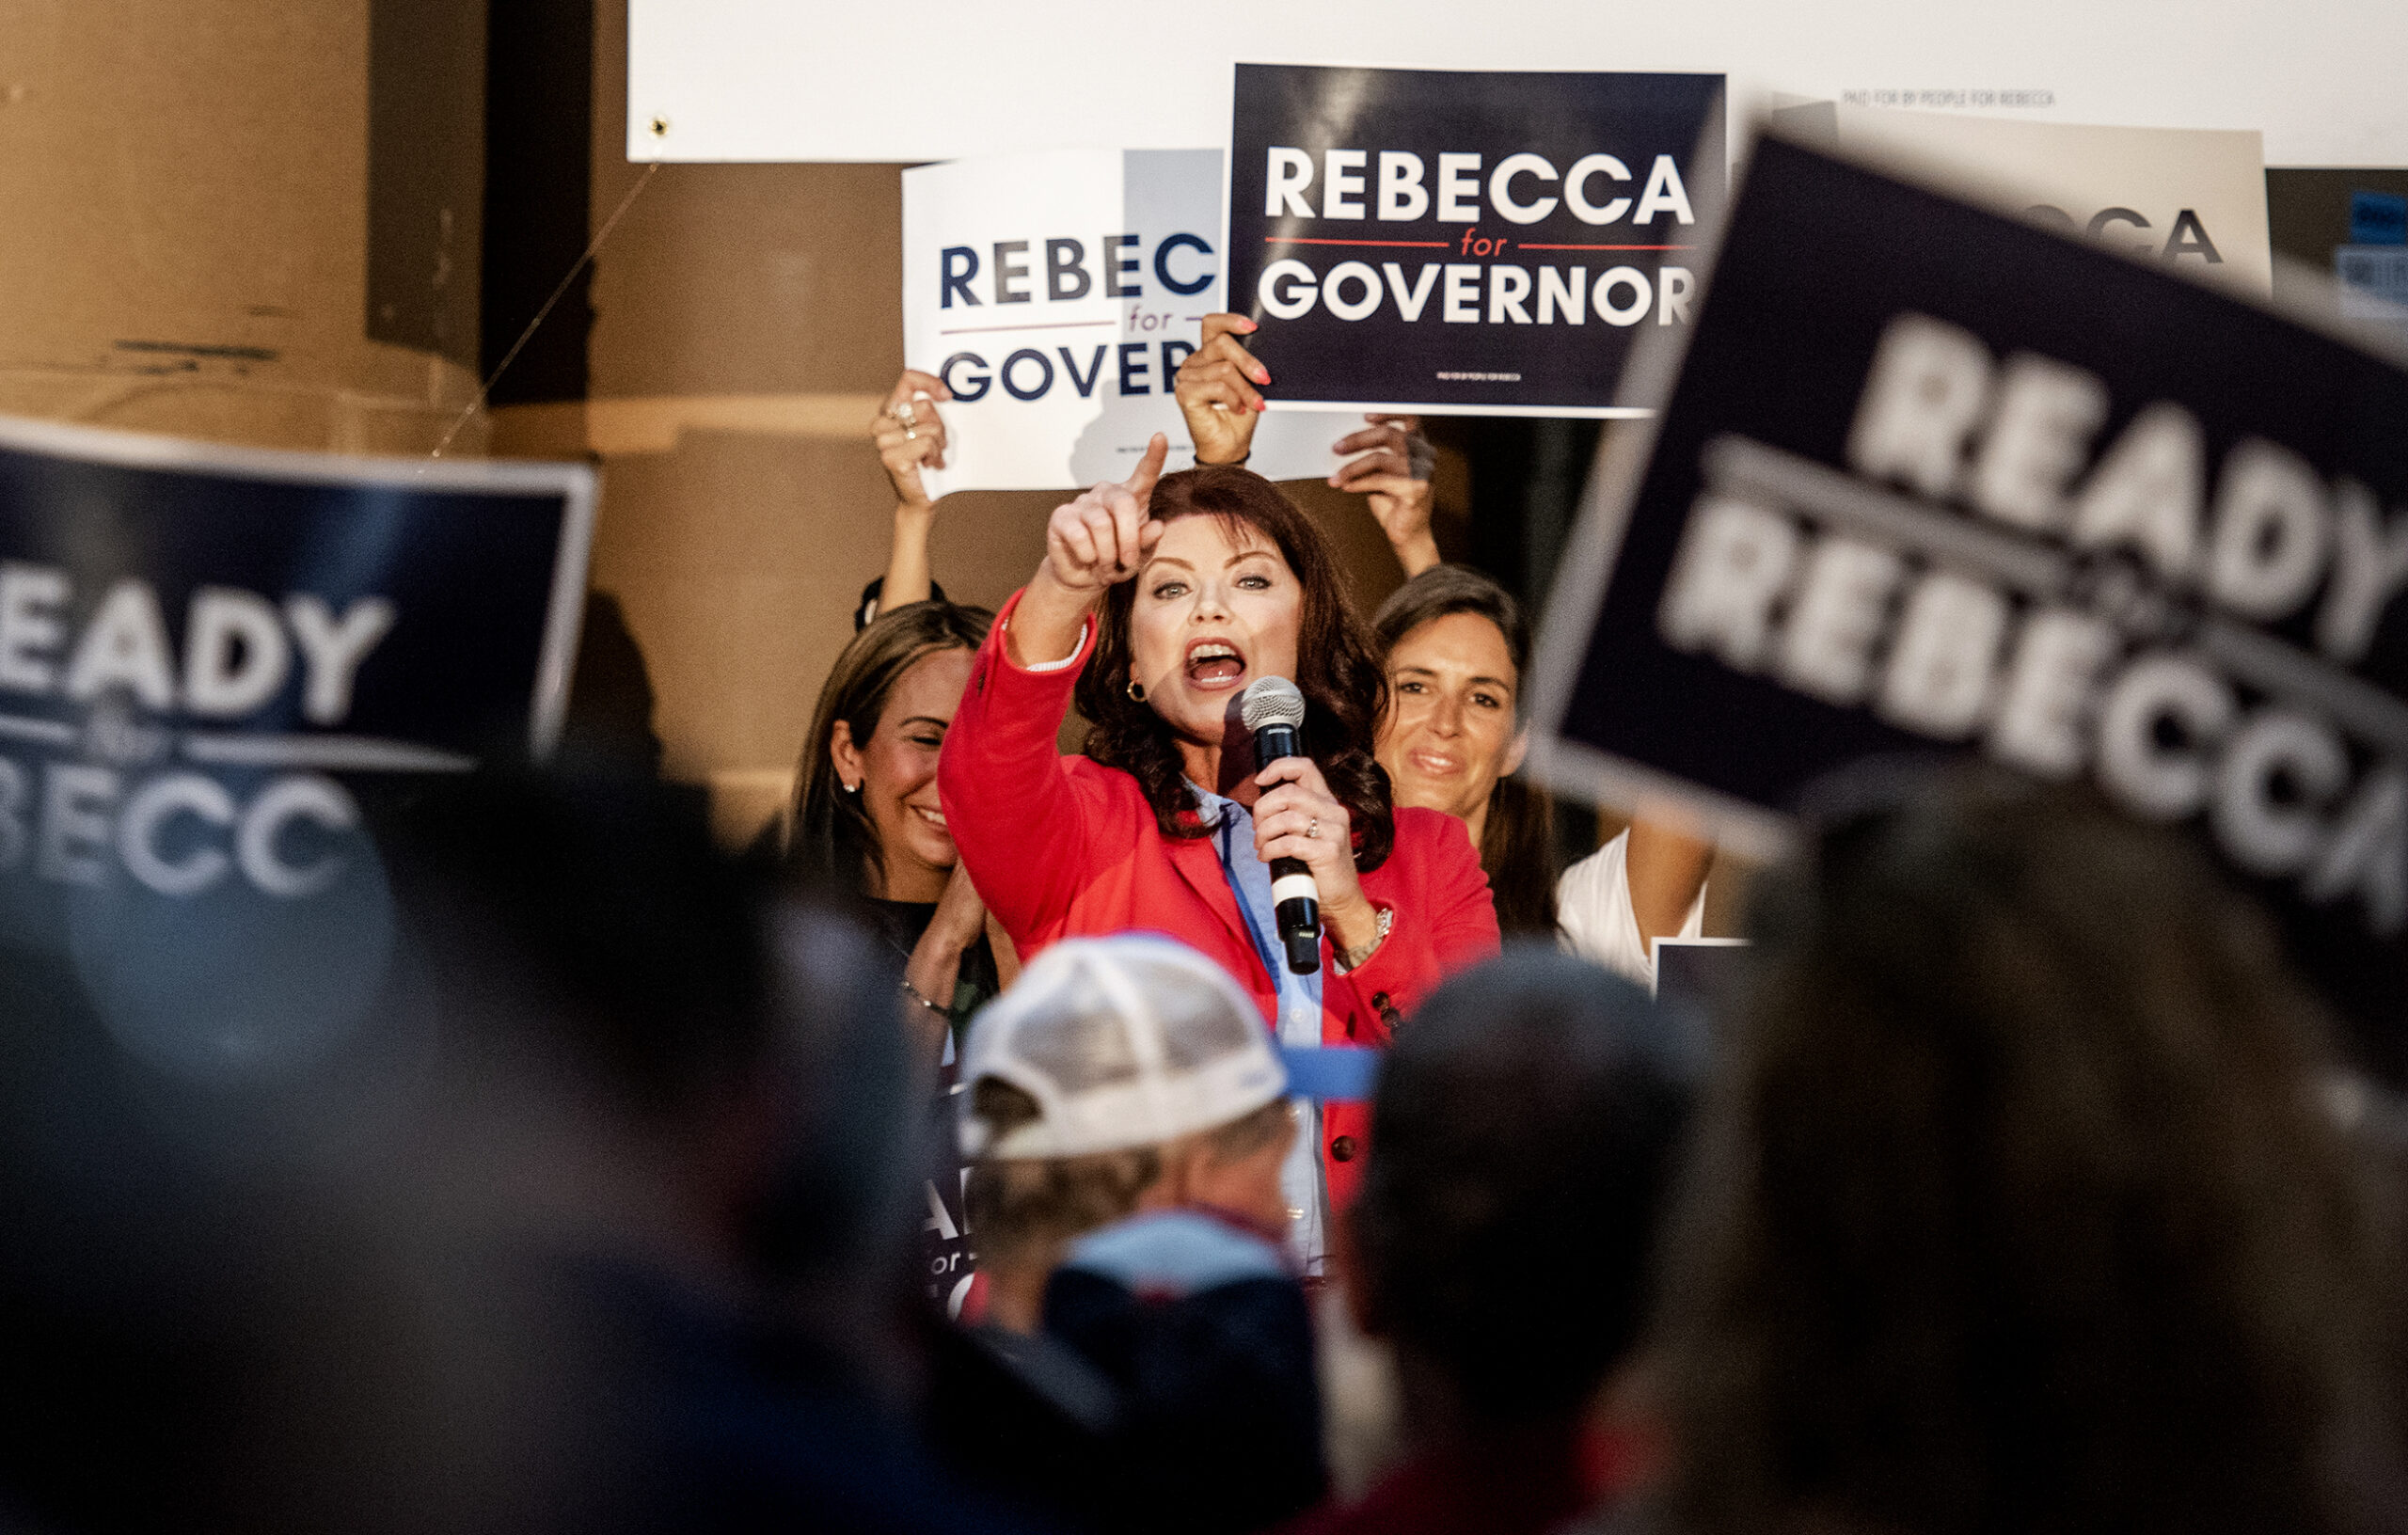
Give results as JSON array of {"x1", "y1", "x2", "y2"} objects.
[
  {"x1": 784, "y1": 600, "x2": 993, "y2": 902},
  {"x1": 0, "y1": 764, "x2": 939, "y2": 1535},
  {"x1": 1344, "y1": 943, "x2": 1697, "y2": 1434},
  {"x1": 363, "y1": 764, "x2": 941, "y2": 1531},
  {"x1": 388, "y1": 761, "x2": 920, "y2": 1292},
  {"x1": 1371, "y1": 565, "x2": 1556, "y2": 937},
  {"x1": 1656, "y1": 768, "x2": 2408, "y2": 1535},
  {"x1": 1079, "y1": 466, "x2": 1397, "y2": 866},
  {"x1": 392, "y1": 763, "x2": 777, "y2": 1118}
]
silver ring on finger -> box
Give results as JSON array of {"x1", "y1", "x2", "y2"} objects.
[
  {"x1": 904, "y1": 426, "x2": 918, "y2": 440},
  {"x1": 895, "y1": 402, "x2": 917, "y2": 426},
  {"x1": 1307, "y1": 816, "x2": 1319, "y2": 840}
]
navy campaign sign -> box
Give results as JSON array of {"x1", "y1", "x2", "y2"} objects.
[
  {"x1": 1533, "y1": 136, "x2": 2408, "y2": 1080},
  {"x1": 1226, "y1": 63, "x2": 1724, "y2": 417},
  {"x1": 0, "y1": 417, "x2": 593, "y2": 1084}
]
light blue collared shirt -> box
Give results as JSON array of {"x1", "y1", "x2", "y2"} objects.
[{"x1": 1189, "y1": 782, "x2": 1327, "y2": 1275}]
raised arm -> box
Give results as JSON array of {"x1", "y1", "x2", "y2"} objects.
[
  {"x1": 872, "y1": 370, "x2": 953, "y2": 612},
  {"x1": 938, "y1": 436, "x2": 1170, "y2": 941},
  {"x1": 1331, "y1": 415, "x2": 1438, "y2": 577},
  {"x1": 1626, "y1": 815, "x2": 1712, "y2": 953}
]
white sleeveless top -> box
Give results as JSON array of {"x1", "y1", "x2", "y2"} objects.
[{"x1": 1555, "y1": 829, "x2": 1704, "y2": 989}]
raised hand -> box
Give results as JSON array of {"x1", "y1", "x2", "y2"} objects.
[
  {"x1": 870, "y1": 370, "x2": 958, "y2": 612},
  {"x1": 1040, "y1": 433, "x2": 1170, "y2": 595},
  {"x1": 1332, "y1": 414, "x2": 1438, "y2": 576},
  {"x1": 1174, "y1": 313, "x2": 1271, "y2": 467},
  {"x1": 1011, "y1": 434, "x2": 1171, "y2": 668},
  {"x1": 873, "y1": 370, "x2": 953, "y2": 507}
]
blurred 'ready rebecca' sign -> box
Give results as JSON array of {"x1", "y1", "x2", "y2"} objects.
[
  {"x1": 1537, "y1": 138, "x2": 2408, "y2": 1077},
  {"x1": 0, "y1": 419, "x2": 592, "y2": 1083}
]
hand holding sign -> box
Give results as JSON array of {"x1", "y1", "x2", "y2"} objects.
[
  {"x1": 1331, "y1": 415, "x2": 1439, "y2": 576},
  {"x1": 1013, "y1": 434, "x2": 1170, "y2": 667},
  {"x1": 1174, "y1": 313, "x2": 1270, "y2": 467},
  {"x1": 1226, "y1": 65, "x2": 1723, "y2": 416},
  {"x1": 873, "y1": 370, "x2": 953, "y2": 509}
]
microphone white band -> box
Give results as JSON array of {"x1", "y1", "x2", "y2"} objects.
[{"x1": 1271, "y1": 873, "x2": 1319, "y2": 907}]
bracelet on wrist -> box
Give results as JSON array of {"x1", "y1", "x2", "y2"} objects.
[
  {"x1": 899, "y1": 977, "x2": 952, "y2": 1018},
  {"x1": 1335, "y1": 905, "x2": 1394, "y2": 973},
  {"x1": 1196, "y1": 452, "x2": 1251, "y2": 467}
]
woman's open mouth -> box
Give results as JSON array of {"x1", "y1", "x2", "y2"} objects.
[{"x1": 1184, "y1": 638, "x2": 1247, "y2": 690}]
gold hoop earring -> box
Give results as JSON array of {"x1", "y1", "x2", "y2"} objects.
[{"x1": 1127, "y1": 678, "x2": 1146, "y2": 703}]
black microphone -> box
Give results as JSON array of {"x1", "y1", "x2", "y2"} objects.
[{"x1": 1241, "y1": 675, "x2": 1321, "y2": 974}]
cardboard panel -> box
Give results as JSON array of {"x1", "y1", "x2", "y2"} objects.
[{"x1": 0, "y1": 0, "x2": 483, "y2": 451}]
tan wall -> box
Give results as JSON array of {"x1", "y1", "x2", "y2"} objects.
[{"x1": 0, "y1": 0, "x2": 481, "y2": 452}]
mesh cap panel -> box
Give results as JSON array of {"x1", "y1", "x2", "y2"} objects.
[
  {"x1": 1013, "y1": 987, "x2": 1143, "y2": 1094},
  {"x1": 1150, "y1": 967, "x2": 1259, "y2": 1070},
  {"x1": 958, "y1": 934, "x2": 1287, "y2": 1159}
]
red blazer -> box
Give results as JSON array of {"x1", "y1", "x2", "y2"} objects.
[{"x1": 939, "y1": 589, "x2": 1501, "y2": 1208}]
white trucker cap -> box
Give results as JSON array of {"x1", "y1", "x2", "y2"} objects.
[{"x1": 958, "y1": 933, "x2": 1288, "y2": 1160}]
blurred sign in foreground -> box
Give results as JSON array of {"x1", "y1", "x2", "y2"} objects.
[
  {"x1": 1532, "y1": 135, "x2": 2408, "y2": 1077},
  {"x1": 0, "y1": 419, "x2": 594, "y2": 1085},
  {"x1": 1795, "y1": 106, "x2": 2273, "y2": 293}
]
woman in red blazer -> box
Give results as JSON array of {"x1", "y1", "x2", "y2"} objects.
[{"x1": 938, "y1": 435, "x2": 1500, "y2": 1220}]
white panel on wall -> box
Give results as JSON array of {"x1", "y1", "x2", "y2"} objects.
[{"x1": 628, "y1": 0, "x2": 2408, "y2": 166}]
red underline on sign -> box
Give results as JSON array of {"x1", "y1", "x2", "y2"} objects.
[
  {"x1": 1514, "y1": 243, "x2": 1697, "y2": 250},
  {"x1": 1264, "y1": 237, "x2": 1453, "y2": 247},
  {"x1": 936, "y1": 319, "x2": 1119, "y2": 336}
]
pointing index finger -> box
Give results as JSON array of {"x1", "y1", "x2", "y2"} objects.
[{"x1": 1124, "y1": 432, "x2": 1169, "y2": 505}]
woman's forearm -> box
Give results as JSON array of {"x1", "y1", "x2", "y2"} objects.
[
  {"x1": 901, "y1": 922, "x2": 968, "y2": 1059},
  {"x1": 883, "y1": 502, "x2": 936, "y2": 609},
  {"x1": 1627, "y1": 817, "x2": 1712, "y2": 951},
  {"x1": 1392, "y1": 526, "x2": 1441, "y2": 578},
  {"x1": 1005, "y1": 567, "x2": 1097, "y2": 668},
  {"x1": 1322, "y1": 890, "x2": 1381, "y2": 957}
]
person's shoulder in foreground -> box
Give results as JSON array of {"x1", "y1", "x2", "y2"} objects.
[{"x1": 1045, "y1": 1207, "x2": 1324, "y2": 1535}]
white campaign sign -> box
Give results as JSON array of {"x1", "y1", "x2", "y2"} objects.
[
  {"x1": 1826, "y1": 108, "x2": 2272, "y2": 293},
  {"x1": 905, "y1": 149, "x2": 1348, "y2": 497},
  {"x1": 632, "y1": 0, "x2": 2408, "y2": 166}
]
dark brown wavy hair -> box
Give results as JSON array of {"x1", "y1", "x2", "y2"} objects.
[
  {"x1": 782, "y1": 600, "x2": 992, "y2": 894},
  {"x1": 1373, "y1": 565, "x2": 1557, "y2": 938},
  {"x1": 1075, "y1": 466, "x2": 1395, "y2": 872}
]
